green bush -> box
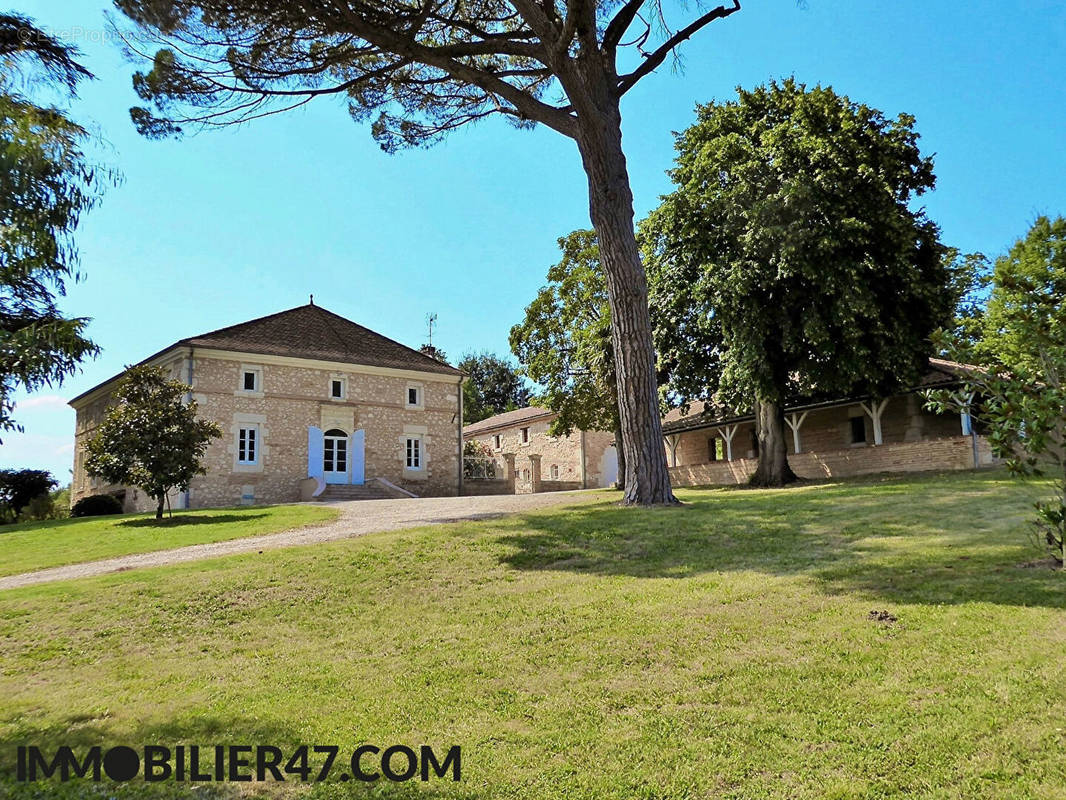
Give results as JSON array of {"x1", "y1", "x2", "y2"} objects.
[
  {"x1": 17, "y1": 486, "x2": 71, "y2": 522},
  {"x1": 70, "y1": 494, "x2": 123, "y2": 518}
]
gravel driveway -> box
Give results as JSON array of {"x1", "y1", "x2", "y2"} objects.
[{"x1": 0, "y1": 491, "x2": 605, "y2": 591}]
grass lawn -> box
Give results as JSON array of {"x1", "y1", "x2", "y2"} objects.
[
  {"x1": 1, "y1": 470, "x2": 1064, "y2": 799},
  {"x1": 0, "y1": 504, "x2": 340, "y2": 577}
]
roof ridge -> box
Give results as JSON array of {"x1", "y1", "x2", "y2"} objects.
[
  {"x1": 310, "y1": 304, "x2": 357, "y2": 359},
  {"x1": 176, "y1": 303, "x2": 313, "y2": 346}
]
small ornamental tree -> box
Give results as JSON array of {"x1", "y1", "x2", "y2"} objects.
[
  {"x1": 510, "y1": 230, "x2": 625, "y2": 488},
  {"x1": 85, "y1": 365, "x2": 222, "y2": 520},
  {"x1": 642, "y1": 80, "x2": 955, "y2": 486},
  {"x1": 927, "y1": 217, "x2": 1066, "y2": 566}
]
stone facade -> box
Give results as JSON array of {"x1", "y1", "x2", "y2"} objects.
[
  {"x1": 463, "y1": 409, "x2": 617, "y2": 494},
  {"x1": 669, "y1": 436, "x2": 994, "y2": 486},
  {"x1": 664, "y1": 391, "x2": 994, "y2": 487},
  {"x1": 71, "y1": 348, "x2": 463, "y2": 511}
]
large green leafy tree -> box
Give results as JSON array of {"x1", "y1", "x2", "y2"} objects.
[
  {"x1": 643, "y1": 79, "x2": 955, "y2": 486},
  {"x1": 85, "y1": 366, "x2": 223, "y2": 520},
  {"x1": 928, "y1": 217, "x2": 1066, "y2": 566},
  {"x1": 457, "y1": 352, "x2": 531, "y2": 425},
  {"x1": 110, "y1": 0, "x2": 750, "y2": 505},
  {"x1": 0, "y1": 14, "x2": 110, "y2": 437},
  {"x1": 510, "y1": 229, "x2": 624, "y2": 487}
]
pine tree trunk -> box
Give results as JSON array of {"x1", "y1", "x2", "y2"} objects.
[
  {"x1": 575, "y1": 108, "x2": 676, "y2": 506},
  {"x1": 749, "y1": 398, "x2": 798, "y2": 487},
  {"x1": 614, "y1": 425, "x2": 627, "y2": 492},
  {"x1": 155, "y1": 495, "x2": 165, "y2": 521}
]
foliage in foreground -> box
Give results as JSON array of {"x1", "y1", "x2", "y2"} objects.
[
  {"x1": 929, "y1": 215, "x2": 1066, "y2": 564},
  {"x1": 85, "y1": 366, "x2": 222, "y2": 520},
  {"x1": 0, "y1": 14, "x2": 113, "y2": 437}
]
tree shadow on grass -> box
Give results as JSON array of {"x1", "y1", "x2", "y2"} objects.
[
  {"x1": 119, "y1": 514, "x2": 270, "y2": 529},
  {"x1": 491, "y1": 477, "x2": 1066, "y2": 609},
  {"x1": 0, "y1": 713, "x2": 476, "y2": 799}
]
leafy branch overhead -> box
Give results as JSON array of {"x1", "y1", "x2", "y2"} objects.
[
  {"x1": 0, "y1": 14, "x2": 116, "y2": 438},
  {"x1": 117, "y1": 0, "x2": 742, "y2": 149}
]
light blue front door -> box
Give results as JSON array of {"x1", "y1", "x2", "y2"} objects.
[{"x1": 350, "y1": 430, "x2": 365, "y2": 485}]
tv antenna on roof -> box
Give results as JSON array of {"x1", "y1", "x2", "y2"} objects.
[{"x1": 426, "y1": 312, "x2": 437, "y2": 347}]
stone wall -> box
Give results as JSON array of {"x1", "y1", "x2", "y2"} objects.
[
  {"x1": 462, "y1": 479, "x2": 512, "y2": 496},
  {"x1": 71, "y1": 348, "x2": 462, "y2": 511},
  {"x1": 666, "y1": 393, "x2": 970, "y2": 468},
  {"x1": 669, "y1": 435, "x2": 995, "y2": 487},
  {"x1": 465, "y1": 413, "x2": 616, "y2": 490}
]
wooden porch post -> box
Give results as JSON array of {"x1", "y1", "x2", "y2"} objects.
[
  {"x1": 785, "y1": 410, "x2": 809, "y2": 454},
  {"x1": 860, "y1": 399, "x2": 890, "y2": 445},
  {"x1": 718, "y1": 424, "x2": 739, "y2": 461}
]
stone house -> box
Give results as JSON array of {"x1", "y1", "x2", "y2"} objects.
[
  {"x1": 463, "y1": 406, "x2": 617, "y2": 494},
  {"x1": 663, "y1": 358, "x2": 995, "y2": 486},
  {"x1": 69, "y1": 303, "x2": 465, "y2": 511}
]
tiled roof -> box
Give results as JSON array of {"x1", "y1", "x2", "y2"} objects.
[
  {"x1": 463, "y1": 406, "x2": 553, "y2": 436},
  {"x1": 177, "y1": 304, "x2": 462, "y2": 376},
  {"x1": 69, "y1": 303, "x2": 461, "y2": 406}
]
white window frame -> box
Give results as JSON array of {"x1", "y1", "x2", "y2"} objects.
[
  {"x1": 237, "y1": 425, "x2": 260, "y2": 465},
  {"x1": 405, "y1": 382, "x2": 424, "y2": 410},
  {"x1": 550, "y1": 464, "x2": 560, "y2": 480},
  {"x1": 405, "y1": 436, "x2": 423, "y2": 470}
]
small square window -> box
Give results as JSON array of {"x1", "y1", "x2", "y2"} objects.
[
  {"x1": 331, "y1": 379, "x2": 344, "y2": 399},
  {"x1": 520, "y1": 427, "x2": 529, "y2": 443},
  {"x1": 243, "y1": 371, "x2": 258, "y2": 391}
]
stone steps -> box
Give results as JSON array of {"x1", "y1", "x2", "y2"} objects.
[{"x1": 317, "y1": 483, "x2": 392, "y2": 501}]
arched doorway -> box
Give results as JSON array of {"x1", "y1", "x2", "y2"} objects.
[{"x1": 323, "y1": 428, "x2": 349, "y2": 484}]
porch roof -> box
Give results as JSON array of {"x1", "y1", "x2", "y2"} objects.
[{"x1": 660, "y1": 359, "x2": 979, "y2": 437}]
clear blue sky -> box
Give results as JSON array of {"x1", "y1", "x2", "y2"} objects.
[{"x1": 4, "y1": 0, "x2": 1065, "y2": 483}]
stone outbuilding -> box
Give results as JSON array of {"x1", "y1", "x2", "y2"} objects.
[
  {"x1": 462, "y1": 406, "x2": 618, "y2": 494},
  {"x1": 69, "y1": 303, "x2": 465, "y2": 511},
  {"x1": 662, "y1": 358, "x2": 995, "y2": 486}
]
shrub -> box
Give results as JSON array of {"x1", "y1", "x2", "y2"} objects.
[{"x1": 70, "y1": 494, "x2": 124, "y2": 518}]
